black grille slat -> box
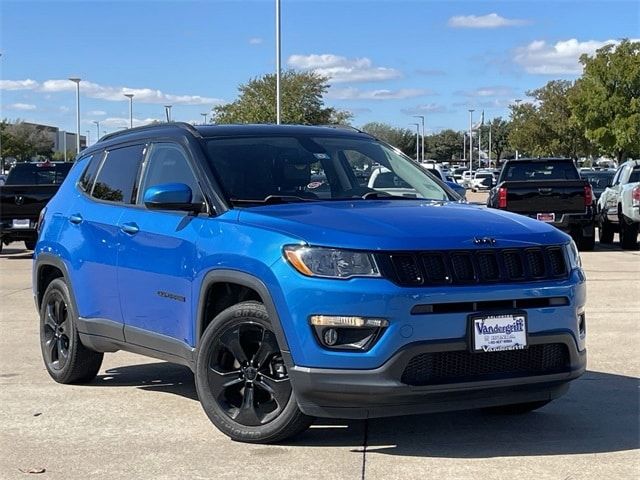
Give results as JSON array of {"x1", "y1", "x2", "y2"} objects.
[
  {"x1": 401, "y1": 344, "x2": 570, "y2": 386},
  {"x1": 381, "y1": 245, "x2": 568, "y2": 287}
]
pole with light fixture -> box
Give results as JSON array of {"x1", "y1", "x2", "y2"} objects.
[
  {"x1": 409, "y1": 123, "x2": 420, "y2": 161},
  {"x1": 69, "y1": 77, "x2": 81, "y2": 154},
  {"x1": 93, "y1": 121, "x2": 100, "y2": 143},
  {"x1": 514, "y1": 99, "x2": 522, "y2": 159},
  {"x1": 201, "y1": 113, "x2": 208, "y2": 124},
  {"x1": 468, "y1": 109, "x2": 474, "y2": 168},
  {"x1": 124, "y1": 93, "x2": 134, "y2": 129},
  {"x1": 275, "y1": 0, "x2": 281, "y2": 124},
  {"x1": 164, "y1": 105, "x2": 172, "y2": 122},
  {"x1": 413, "y1": 115, "x2": 425, "y2": 162}
]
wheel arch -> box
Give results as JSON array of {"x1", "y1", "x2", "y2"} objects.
[
  {"x1": 35, "y1": 253, "x2": 76, "y2": 312},
  {"x1": 196, "y1": 270, "x2": 291, "y2": 355}
]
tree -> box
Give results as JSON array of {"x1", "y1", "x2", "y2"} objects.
[
  {"x1": 212, "y1": 70, "x2": 352, "y2": 125},
  {"x1": 570, "y1": 39, "x2": 640, "y2": 162},
  {"x1": 425, "y1": 129, "x2": 464, "y2": 161},
  {"x1": 0, "y1": 121, "x2": 54, "y2": 161},
  {"x1": 509, "y1": 81, "x2": 592, "y2": 159},
  {"x1": 360, "y1": 122, "x2": 416, "y2": 157},
  {"x1": 480, "y1": 117, "x2": 512, "y2": 162}
]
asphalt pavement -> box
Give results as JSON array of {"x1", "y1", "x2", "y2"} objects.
[{"x1": 1, "y1": 223, "x2": 638, "y2": 479}]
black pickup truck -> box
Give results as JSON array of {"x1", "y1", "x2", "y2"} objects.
[
  {"x1": 487, "y1": 158, "x2": 595, "y2": 250},
  {"x1": 0, "y1": 161, "x2": 73, "y2": 253}
]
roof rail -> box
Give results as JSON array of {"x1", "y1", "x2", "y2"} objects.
[
  {"x1": 318, "y1": 124, "x2": 367, "y2": 134},
  {"x1": 98, "y1": 122, "x2": 202, "y2": 143}
]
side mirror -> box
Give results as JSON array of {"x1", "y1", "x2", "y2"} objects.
[{"x1": 143, "y1": 183, "x2": 200, "y2": 212}]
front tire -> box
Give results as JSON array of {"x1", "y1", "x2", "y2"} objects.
[
  {"x1": 39, "y1": 278, "x2": 104, "y2": 384},
  {"x1": 619, "y1": 215, "x2": 639, "y2": 250},
  {"x1": 598, "y1": 215, "x2": 614, "y2": 244},
  {"x1": 195, "y1": 301, "x2": 313, "y2": 443}
]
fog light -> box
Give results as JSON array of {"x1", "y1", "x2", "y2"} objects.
[
  {"x1": 323, "y1": 328, "x2": 338, "y2": 346},
  {"x1": 309, "y1": 315, "x2": 389, "y2": 351}
]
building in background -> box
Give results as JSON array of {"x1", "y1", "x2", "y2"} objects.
[{"x1": 23, "y1": 122, "x2": 87, "y2": 153}]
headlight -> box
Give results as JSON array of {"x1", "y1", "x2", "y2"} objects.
[
  {"x1": 565, "y1": 240, "x2": 582, "y2": 269},
  {"x1": 283, "y1": 245, "x2": 381, "y2": 279}
]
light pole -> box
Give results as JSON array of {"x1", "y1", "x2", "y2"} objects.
[
  {"x1": 124, "y1": 93, "x2": 134, "y2": 129},
  {"x1": 514, "y1": 99, "x2": 522, "y2": 159},
  {"x1": 86, "y1": 130, "x2": 91, "y2": 146},
  {"x1": 69, "y1": 77, "x2": 81, "y2": 154},
  {"x1": 275, "y1": 0, "x2": 281, "y2": 124},
  {"x1": 62, "y1": 131, "x2": 67, "y2": 162},
  {"x1": 468, "y1": 109, "x2": 474, "y2": 169},
  {"x1": 463, "y1": 132, "x2": 467, "y2": 164},
  {"x1": 409, "y1": 123, "x2": 420, "y2": 161},
  {"x1": 93, "y1": 121, "x2": 100, "y2": 143},
  {"x1": 488, "y1": 120, "x2": 492, "y2": 168},
  {"x1": 201, "y1": 112, "x2": 208, "y2": 124},
  {"x1": 413, "y1": 115, "x2": 425, "y2": 162},
  {"x1": 164, "y1": 105, "x2": 172, "y2": 122}
]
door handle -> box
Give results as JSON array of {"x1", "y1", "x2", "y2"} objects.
[
  {"x1": 120, "y1": 222, "x2": 139, "y2": 235},
  {"x1": 538, "y1": 188, "x2": 553, "y2": 195},
  {"x1": 69, "y1": 213, "x2": 83, "y2": 224}
]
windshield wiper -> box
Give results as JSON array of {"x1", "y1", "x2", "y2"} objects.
[
  {"x1": 358, "y1": 191, "x2": 422, "y2": 200},
  {"x1": 229, "y1": 195, "x2": 320, "y2": 205}
]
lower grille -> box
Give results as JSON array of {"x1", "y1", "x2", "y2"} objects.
[{"x1": 401, "y1": 344, "x2": 570, "y2": 386}]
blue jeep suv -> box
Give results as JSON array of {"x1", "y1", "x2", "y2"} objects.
[{"x1": 33, "y1": 123, "x2": 586, "y2": 443}]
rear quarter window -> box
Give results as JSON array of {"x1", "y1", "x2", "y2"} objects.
[{"x1": 90, "y1": 144, "x2": 146, "y2": 203}]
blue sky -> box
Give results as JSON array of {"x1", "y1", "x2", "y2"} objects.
[{"x1": 1, "y1": 0, "x2": 637, "y2": 141}]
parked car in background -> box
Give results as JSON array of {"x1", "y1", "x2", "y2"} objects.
[
  {"x1": 452, "y1": 167, "x2": 466, "y2": 183},
  {"x1": 471, "y1": 171, "x2": 494, "y2": 191},
  {"x1": 580, "y1": 170, "x2": 615, "y2": 202},
  {"x1": 0, "y1": 174, "x2": 6, "y2": 186},
  {"x1": 597, "y1": 159, "x2": 640, "y2": 249},
  {"x1": 0, "y1": 161, "x2": 73, "y2": 253},
  {"x1": 487, "y1": 158, "x2": 595, "y2": 250},
  {"x1": 461, "y1": 170, "x2": 475, "y2": 188},
  {"x1": 33, "y1": 123, "x2": 585, "y2": 443}
]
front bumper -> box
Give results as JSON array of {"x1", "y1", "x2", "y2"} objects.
[{"x1": 288, "y1": 332, "x2": 585, "y2": 419}]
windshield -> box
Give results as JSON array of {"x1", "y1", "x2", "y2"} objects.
[{"x1": 205, "y1": 135, "x2": 452, "y2": 205}]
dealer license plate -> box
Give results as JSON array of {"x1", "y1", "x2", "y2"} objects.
[
  {"x1": 471, "y1": 313, "x2": 527, "y2": 352},
  {"x1": 12, "y1": 219, "x2": 31, "y2": 229},
  {"x1": 536, "y1": 212, "x2": 555, "y2": 222}
]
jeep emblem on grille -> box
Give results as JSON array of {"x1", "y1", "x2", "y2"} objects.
[
  {"x1": 15, "y1": 195, "x2": 24, "y2": 206},
  {"x1": 473, "y1": 237, "x2": 496, "y2": 246}
]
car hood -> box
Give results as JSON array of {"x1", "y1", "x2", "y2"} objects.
[{"x1": 237, "y1": 200, "x2": 569, "y2": 250}]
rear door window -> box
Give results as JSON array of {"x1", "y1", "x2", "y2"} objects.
[
  {"x1": 504, "y1": 161, "x2": 580, "y2": 181},
  {"x1": 91, "y1": 144, "x2": 145, "y2": 204}
]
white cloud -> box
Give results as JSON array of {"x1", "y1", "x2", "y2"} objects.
[
  {"x1": 287, "y1": 54, "x2": 401, "y2": 83},
  {"x1": 5, "y1": 102, "x2": 36, "y2": 111},
  {"x1": 39, "y1": 79, "x2": 223, "y2": 105},
  {"x1": 248, "y1": 37, "x2": 263, "y2": 45},
  {"x1": 401, "y1": 104, "x2": 447, "y2": 115},
  {"x1": 456, "y1": 86, "x2": 514, "y2": 97},
  {"x1": 0, "y1": 78, "x2": 222, "y2": 105},
  {"x1": 448, "y1": 13, "x2": 528, "y2": 28},
  {"x1": 95, "y1": 117, "x2": 162, "y2": 129},
  {"x1": 514, "y1": 38, "x2": 639, "y2": 74},
  {"x1": 88, "y1": 110, "x2": 107, "y2": 116},
  {"x1": 326, "y1": 87, "x2": 429, "y2": 100},
  {"x1": 0, "y1": 79, "x2": 39, "y2": 90}
]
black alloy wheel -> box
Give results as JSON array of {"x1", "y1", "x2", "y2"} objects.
[
  {"x1": 207, "y1": 322, "x2": 291, "y2": 426},
  {"x1": 42, "y1": 291, "x2": 71, "y2": 370},
  {"x1": 39, "y1": 278, "x2": 103, "y2": 384},
  {"x1": 195, "y1": 301, "x2": 313, "y2": 443}
]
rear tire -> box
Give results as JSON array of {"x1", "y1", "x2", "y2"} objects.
[
  {"x1": 24, "y1": 240, "x2": 36, "y2": 251},
  {"x1": 195, "y1": 301, "x2": 314, "y2": 443},
  {"x1": 573, "y1": 228, "x2": 595, "y2": 251},
  {"x1": 485, "y1": 400, "x2": 551, "y2": 415},
  {"x1": 598, "y1": 215, "x2": 614, "y2": 244},
  {"x1": 39, "y1": 278, "x2": 104, "y2": 384},
  {"x1": 619, "y1": 216, "x2": 639, "y2": 250}
]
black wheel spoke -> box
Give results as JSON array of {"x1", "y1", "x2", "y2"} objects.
[
  {"x1": 55, "y1": 298, "x2": 65, "y2": 327},
  {"x1": 233, "y1": 384, "x2": 261, "y2": 426},
  {"x1": 253, "y1": 329, "x2": 278, "y2": 368},
  {"x1": 45, "y1": 303, "x2": 57, "y2": 331},
  {"x1": 207, "y1": 368, "x2": 243, "y2": 393},
  {"x1": 219, "y1": 327, "x2": 249, "y2": 365},
  {"x1": 57, "y1": 337, "x2": 68, "y2": 367},
  {"x1": 45, "y1": 337, "x2": 57, "y2": 364},
  {"x1": 255, "y1": 375, "x2": 291, "y2": 409}
]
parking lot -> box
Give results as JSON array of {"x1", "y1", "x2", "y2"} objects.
[{"x1": 1, "y1": 230, "x2": 638, "y2": 479}]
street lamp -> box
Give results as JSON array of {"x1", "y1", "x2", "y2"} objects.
[
  {"x1": 488, "y1": 120, "x2": 492, "y2": 168},
  {"x1": 69, "y1": 77, "x2": 81, "y2": 154},
  {"x1": 93, "y1": 120, "x2": 100, "y2": 143},
  {"x1": 201, "y1": 112, "x2": 208, "y2": 124},
  {"x1": 468, "y1": 109, "x2": 474, "y2": 168},
  {"x1": 124, "y1": 93, "x2": 134, "y2": 129},
  {"x1": 514, "y1": 99, "x2": 522, "y2": 159},
  {"x1": 409, "y1": 123, "x2": 420, "y2": 161},
  {"x1": 413, "y1": 115, "x2": 425, "y2": 162},
  {"x1": 275, "y1": 0, "x2": 281, "y2": 124},
  {"x1": 462, "y1": 132, "x2": 467, "y2": 164},
  {"x1": 164, "y1": 105, "x2": 172, "y2": 122},
  {"x1": 86, "y1": 130, "x2": 91, "y2": 147}
]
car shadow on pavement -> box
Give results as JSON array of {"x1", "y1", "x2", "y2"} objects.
[
  {"x1": 91, "y1": 364, "x2": 638, "y2": 457},
  {"x1": 0, "y1": 247, "x2": 33, "y2": 259}
]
